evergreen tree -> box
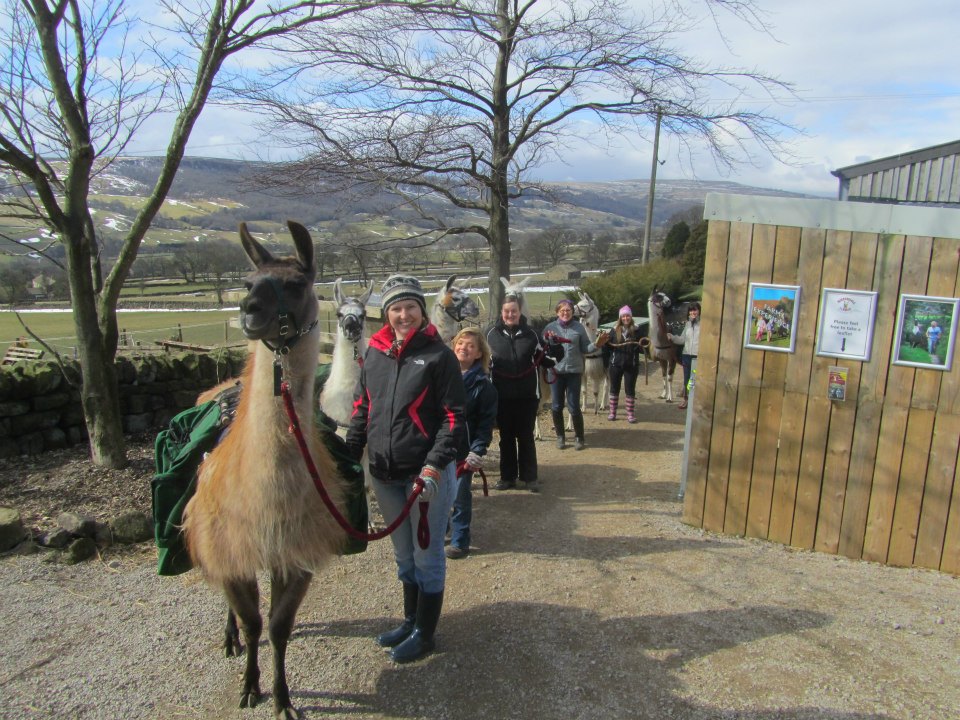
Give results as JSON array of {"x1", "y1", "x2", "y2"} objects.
[
  {"x1": 662, "y1": 221, "x2": 690, "y2": 258},
  {"x1": 681, "y1": 221, "x2": 709, "y2": 286}
]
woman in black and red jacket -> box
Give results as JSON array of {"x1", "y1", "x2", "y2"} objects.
[
  {"x1": 346, "y1": 275, "x2": 466, "y2": 664},
  {"x1": 486, "y1": 297, "x2": 558, "y2": 492}
]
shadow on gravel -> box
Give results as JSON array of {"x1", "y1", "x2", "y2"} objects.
[{"x1": 290, "y1": 602, "x2": 892, "y2": 720}]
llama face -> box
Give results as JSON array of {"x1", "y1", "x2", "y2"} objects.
[
  {"x1": 575, "y1": 292, "x2": 599, "y2": 329},
  {"x1": 237, "y1": 221, "x2": 318, "y2": 343},
  {"x1": 436, "y1": 274, "x2": 480, "y2": 322},
  {"x1": 649, "y1": 288, "x2": 672, "y2": 310},
  {"x1": 334, "y1": 278, "x2": 373, "y2": 344}
]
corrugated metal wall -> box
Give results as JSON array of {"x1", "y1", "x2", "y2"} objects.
[
  {"x1": 682, "y1": 194, "x2": 960, "y2": 572},
  {"x1": 836, "y1": 141, "x2": 960, "y2": 205}
]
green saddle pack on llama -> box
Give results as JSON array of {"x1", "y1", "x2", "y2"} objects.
[{"x1": 152, "y1": 369, "x2": 368, "y2": 577}]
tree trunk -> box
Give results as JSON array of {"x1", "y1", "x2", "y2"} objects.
[
  {"x1": 487, "y1": 181, "x2": 511, "y2": 324},
  {"x1": 66, "y1": 233, "x2": 127, "y2": 469}
]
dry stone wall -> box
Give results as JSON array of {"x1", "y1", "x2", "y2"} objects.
[{"x1": 0, "y1": 349, "x2": 246, "y2": 458}]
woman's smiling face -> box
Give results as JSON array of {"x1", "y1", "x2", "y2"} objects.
[{"x1": 387, "y1": 299, "x2": 423, "y2": 340}]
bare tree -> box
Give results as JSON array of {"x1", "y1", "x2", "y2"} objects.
[
  {"x1": 457, "y1": 237, "x2": 487, "y2": 274},
  {"x1": 250, "y1": 0, "x2": 792, "y2": 320},
  {"x1": 0, "y1": 0, "x2": 371, "y2": 467},
  {"x1": 530, "y1": 227, "x2": 576, "y2": 268},
  {"x1": 198, "y1": 238, "x2": 247, "y2": 304},
  {"x1": 0, "y1": 259, "x2": 35, "y2": 304},
  {"x1": 585, "y1": 232, "x2": 614, "y2": 270}
]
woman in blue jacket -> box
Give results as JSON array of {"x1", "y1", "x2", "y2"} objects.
[
  {"x1": 347, "y1": 275, "x2": 466, "y2": 664},
  {"x1": 446, "y1": 328, "x2": 498, "y2": 559}
]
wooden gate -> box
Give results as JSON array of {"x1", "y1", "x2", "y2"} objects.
[{"x1": 682, "y1": 194, "x2": 960, "y2": 573}]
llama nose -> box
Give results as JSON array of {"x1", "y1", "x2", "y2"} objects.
[{"x1": 240, "y1": 296, "x2": 259, "y2": 314}]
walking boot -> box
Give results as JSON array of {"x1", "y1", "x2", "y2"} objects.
[
  {"x1": 572, "y1": 412, "x2": 585, "y2": 450},
  {"x1": 607, "y1": 395, "x2": 618, "y2": 421},
  {"x1": 626, "y1": 395, "x2": 637, "y2": 423},
  {"x1": 390, "y1": 590, "x2": 444, "y2": 664},
  {"x1": 552, "y1": 410, "x2": 566, "y2": 449},
  {"x1": 376, "y1": 582, "x2": 419, "y2": 648}
]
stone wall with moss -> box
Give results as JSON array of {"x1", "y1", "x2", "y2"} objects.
[{"x1": 0, "y1": 349, "x2": 247, "y2": 458}]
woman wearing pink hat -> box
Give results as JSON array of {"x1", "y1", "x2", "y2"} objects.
[{"x1": 601, "y1": 305, "x2": 644, "y2": 422}]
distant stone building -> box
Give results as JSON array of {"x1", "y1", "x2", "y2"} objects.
[{"x1": 542, "y1": 263, "x2": 581, "y2": 281}]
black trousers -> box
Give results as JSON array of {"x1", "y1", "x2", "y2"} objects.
[
  {"x1": 608, "y1": 364, "x2": 638, "y2": 398},
  {"x1": 497, "y1": 397, "x2": 540, "y2": 484}
]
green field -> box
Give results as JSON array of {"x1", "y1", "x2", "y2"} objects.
[{"x1": 0, "y1": 309, "x2": 245, "y2": 356}]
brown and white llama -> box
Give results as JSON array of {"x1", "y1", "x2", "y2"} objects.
[
  {"x1": 431, "y1": 274, "x2": 480, "y2": 343},
  {"x1": 184, "y1": 221, "x2": 347, "y2": 719}
]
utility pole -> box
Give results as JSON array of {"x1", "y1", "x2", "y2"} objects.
[{"x1": 641, "y1": 109, "x2": 662, "y2": 265}]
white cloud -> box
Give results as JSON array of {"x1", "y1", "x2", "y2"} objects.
[{"x1": 125, "y1": 0, "x2": 960, "y2": 196}]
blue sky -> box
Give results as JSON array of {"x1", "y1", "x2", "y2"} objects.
[{"x1": 132, "y1": 0, "x2": 960, "y2": 197}]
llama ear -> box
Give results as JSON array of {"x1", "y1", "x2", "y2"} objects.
[
  {"x1": 519, "y1": 276, "x2": 531, "y2": 289},
  {"x1": 445, "y1": 274, "x2": 457, "y2": 292},
  {"x1": 239, "y1": 222, "x2": 274, "y2": 268},
  {"x1": 334, "y1": 278, "x2": 345, "y2": 307},
  {"x1": 287, "y1": 220, "x2": 315, "y2": 272},
  {"x1": 359, "y1": 280, "x2": 375, "y2": 306},
  {"x1": 500, "y1": 277, "x2": 509, "y2": 289}
]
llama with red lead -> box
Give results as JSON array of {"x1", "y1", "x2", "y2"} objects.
[{"x1": 184, "y1": 221, "x2": 347, "y2": 719}]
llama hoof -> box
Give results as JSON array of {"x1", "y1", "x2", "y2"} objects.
[
  {"x1": 276, "y1": 704, "x2": 301, "y2": 720},
  {"x1": 239, "y1": 685, "x2": 261, "y2": 709},
  {"x1": 224, "y1": 635, "x2": 242, "y2": 658}
]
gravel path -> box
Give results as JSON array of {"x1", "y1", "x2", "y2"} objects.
[{"x1": 1, "y1": 381, "x2": 958, "y2": 719}]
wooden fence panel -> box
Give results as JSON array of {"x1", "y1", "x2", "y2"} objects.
[
  {"x1": 745, "y1": 227, "x2": 800, "y2": 538},
  {"x1": 703, "y1": 222, "x2": 753, "y2": 532},
  {"x1": 888, "y1": 239, "x2": 959, "y2": 565},
  {"x1": 914, "y1": 256, "x2": 960, "y2": 569},
  {"x1": 792, "y1": 230, "x2": 852, "y2": 549},
  {"x1": 688, "y1": 195, "x2": 960, "y2": 570},
  {"x1": 767, "y1": 228, "x2": 827, "y2": 544},
  {"x1": 814, "y1": 232, "x2": 879, "y2": 554},
  {"x1": 838, "y1": 234, "x2": 905, "y2": 559},
  {"x1": 681, "y1": 220, "x2": 730, "y2": 526},
  {"x1": 862, "y1": 236, "x2": 932, "y2": 562},
  {"x1": 724, "y1": 224, "x2": 776, "y2": 536}
]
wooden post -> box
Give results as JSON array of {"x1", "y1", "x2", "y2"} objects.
[{"x1": 641, "y1": 109, "x2": 662, "y2": 265}]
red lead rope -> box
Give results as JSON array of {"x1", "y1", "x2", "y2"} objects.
[{"x1": 280, "y1": 381, "x2": 430, "y2": 549}]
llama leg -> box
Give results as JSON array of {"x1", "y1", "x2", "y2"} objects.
[
  {"x1": 268, "y1": 569, "x2": 313, "y2": 720},
  {"x1": 223, "y1": 578, "x2": 262, "y2": 709},
  {"x1": 665, "y1": 372, "x2": 674, "y2": 403},
  {"x1": 224, "y1": 608, "x2": 242, "y2": 657}
]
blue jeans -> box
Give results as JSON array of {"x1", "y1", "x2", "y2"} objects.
[
  {"x1": 449, "y1": 470, "x2": 474, "y2": 551},
  {"x1": 550, "y1": 372, "x2": 582, "y2": 415},
  {"x1": 371, "y1": 462, "x2": 456, "y2": 594}
]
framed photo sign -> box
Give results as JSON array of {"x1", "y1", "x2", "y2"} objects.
[
  {"x1": 744, "y1": 283, "x2": 801, "y2": 353},
  {"x1": 815, "y1": 288, "x2": 878, "y2": 361},
  {"x1": 892, "y1": 294, "x2": 959, "y2": 371}
]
